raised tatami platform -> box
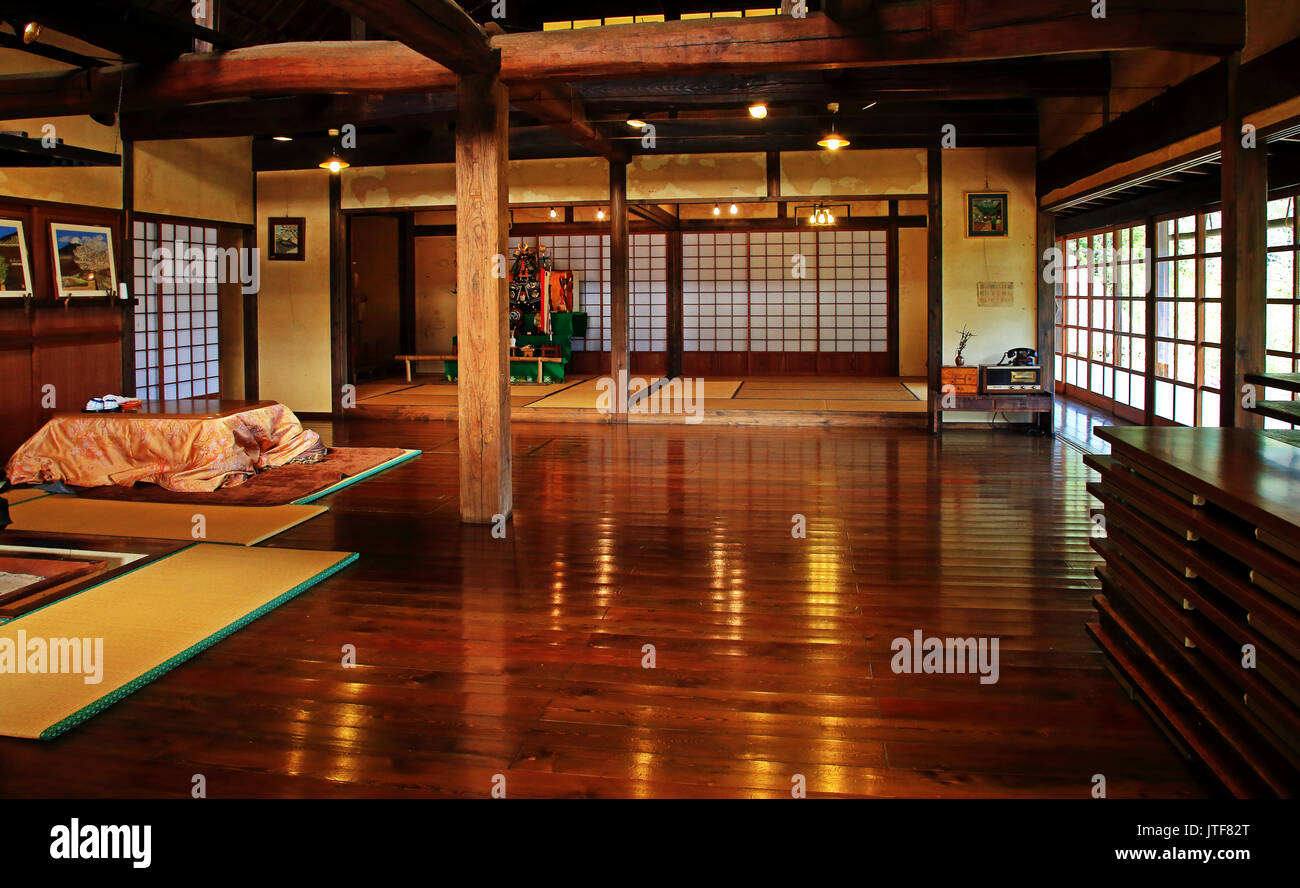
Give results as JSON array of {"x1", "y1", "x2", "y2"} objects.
[{"x1": 352, "y1": 375, "x2": 929, "y2": 427}]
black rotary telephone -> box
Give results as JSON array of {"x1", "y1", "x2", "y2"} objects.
[{"x1": 999, "y1": 347, "x2": 1038, "y2": 366}]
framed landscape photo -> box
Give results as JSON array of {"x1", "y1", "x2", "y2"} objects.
[
  {"x1": 49, "y1": 222, "x2": 117, "y2": 298},
  {"x1": 268, "y1": 217, "x2": 306, "y2": 261},
  {"x1": 0, "y1": 218, "x2": 34, "y2": 298},
  {"x1": 966, "y1": 192, "x2": 1009, "y2": 238}
]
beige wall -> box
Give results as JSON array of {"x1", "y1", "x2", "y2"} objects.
[
  {"x1": 134, "y1": 138, "x2": 254, "y2": 224},
  {"x1": 942, "y1": 148, "x2": 1038, "y2": 420},
  {"x1": 0, "y1": 40, "x2": 121, "y2": 208},
  {"x1": 217, "y1": 228, "x2": 246, "y2": 398},
  {"x1": 257, "y1": 169, "x2": 333, "y2": 413},
  {"x1": 898, "y1": 226, "x2": 928, "y2": 377},
  {"x1": 782, "y1": 149, "x2": 928, "y2": 197}
]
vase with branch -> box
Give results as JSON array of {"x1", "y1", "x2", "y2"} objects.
[{"x1": 955, "y1": 325, "x2": 975, "y2": 366}]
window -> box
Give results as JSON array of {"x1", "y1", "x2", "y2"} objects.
[
  {"x1": 1265, "y1": 193, "x2": 1298, "y2": 428},
  {"x1": 630, "y1": 233, "x2": 667, "y2": 352},
  {"x1": 131, "y1": 219, "x2": 221, "y2": 401},
  {"x1": 1153, "y1": 212, "x2": 1221, "y2": 427},
  {"x1": 514, "y1": 235, "x2": 610, "y2": 352}
]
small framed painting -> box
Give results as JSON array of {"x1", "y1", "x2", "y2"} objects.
[
  {"x1": 0, "y1": 218, "x2": 34, "y2": 298},
  {"x1": 50, "y1": 222, "x2": 117, "y2": 298},
  {"x1": 268, "y1": 217, "x2": 306, "y2": 261},
  {"x1": 966, "y1": 192, "x2": 1009, "y2": 238}
]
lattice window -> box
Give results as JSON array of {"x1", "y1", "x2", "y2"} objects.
[
  {"x1": 818, "y1": 230, "x2": 886, "y2": 353},
  {"x1": 1265, "y1": 192, "x2": 1298, "y2": 428},
  {"x1": 630, "y1": 233, "x2": 666, "y2": 352},
  {"x1": 683, "y1": 232, "x2": 748, "y2": 352},
  {"x1": 132, "y1": 219, "x2": 220, "y2": 401},
  {"x1": 531, "y1": 234, "x2": 610, "y2": 352}
]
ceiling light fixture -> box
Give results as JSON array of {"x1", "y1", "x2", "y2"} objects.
[
  {"x1": 626, "y1": 115, "x2": 647, "y2": 129},
  {"x1": 729, "y1": 204, "x2": 739, "y2": 215},
  {"x1": 596, "y1": 208, "x2": 606, "y2": 220},
  {"x1": 549, "y1": 208, "x2": 558, "y2": 218},
  {"x1": 748, "y1": 103, "x2": 768, "y2": 120},
  {"x1": 22, "y1": 22, "x2": 41, "y2": 44},
  {"x1": 318, "y1": 154, "x2": 349, "y2": 173},
  {"x1": 818, "y1": 101, "x2": 850, "y2": 151},
  {"x1": 272, "y1": 136, "x2": 293, "y2": 142},
  {"x1": 712, "y1": 204, "x2": 721, "y2": 216},
  {"x1": 327, "y1": 128, "x2": 341, "y2": 137}
]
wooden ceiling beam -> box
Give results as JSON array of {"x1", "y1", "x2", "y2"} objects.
[
  {"x1": 322, "y1": 0, "x2": 496, "y2": 73},
  {"x1": 507, "y1": 82, "x2": 622, "y2": 161},
  {"x1": 0, "y1": 0, "x2": 238, "y2": 63},
  {"x1": 0, "y1": 6, "x2": 1241, "y2": 120}
]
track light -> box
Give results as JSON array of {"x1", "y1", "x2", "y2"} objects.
[
  {"x1": 729, "y1": 204, "x2": 738, "y2": 215},
  {"x1": 596, "y1": 208, "x2": 606, "y2": 221},
  {"x1": 549, "y1": 208, "x2": 558, "y2": 218},
  {"x1": 712, "y1": 204, "x2": 721, "y2": 216},
  {"x1": 748, "y1": 103, "x2": 768, "y2": 120},
  {"x1": 22, "y1": 22, "x2": 41, "y2": 44},
  {"x1": 318, "y1": 154, "x2": 349, "y2": 173}
]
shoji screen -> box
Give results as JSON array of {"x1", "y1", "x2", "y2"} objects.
[
  {"x1": 750, "y1": 230, "x2": 812, "y2": 352},
  {"x1": 818, "y1": 230, "x2": 887, "y2": 353},
  {"x1": 132, "y1": 219, "x2": 221, "y2": 401},
  {"x1": 630, "y1": 233, "x2": 667, "y2": 353},
  {"x1": 683, "y1": 232, "x2": 748, "y2": 353}
]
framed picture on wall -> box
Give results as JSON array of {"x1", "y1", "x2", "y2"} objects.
[
  {"x1": 0, "y1": 218, "x2": 34, "y2": 298},
  {"x1": 268, "y1": 217, "x2": 306, "y2": 261},
  {"x1": 49, "y1": 222, "x2": 117, "y2": 298},
  {"x1": 966, "y1": 192, "x2": 1009, "y2": 237}
]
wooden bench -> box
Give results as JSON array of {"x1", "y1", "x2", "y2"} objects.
[
  {"x1": 396, "y1": 353, "x2": 564, "y2": 383},
  {"x1": 396, "y1": 354, "x2": 457, "y2": 382}
]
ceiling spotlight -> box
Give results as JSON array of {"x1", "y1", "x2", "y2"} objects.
[
  {"x1": 22, "y1": 22, "x2": 41, "y2": 44},
  {"x1": 862, "y1": 101, "x2": 878, "y2": 111},
  {"x1": 712, "y1": 204, "x2": 721, "y2": 216},
  {"x1": 549, "y1": 208, "x2": 558, "y2": 219},
  {"x1": 318, "y1": 154, "x2": 349, "y2": 173},
  {"x1": 748, "y1": 103, "x2": 768, "y2": 120},
  {"x1": 272, "y1": 136, "x2": 294, "y2": 142},
  {"x1": 626, "y1": 115, "x2": 647, "y2": 129},
  {"x1": 596, "y1": 208, "x2": 606, "y2": 221},
  {"x1": 327, "y1": 128, "x2": 341, "y2": 137},
  {"x1": 729, "y1": 203, "x2": 738, "y2": 215}
]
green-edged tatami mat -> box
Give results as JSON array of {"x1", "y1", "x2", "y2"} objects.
[
  {"x1": 0, "y1": 543, "x2": 357, "y2": 739},
  {"x1": 6, "y1": 497, "x2": 327, "y2": 545},
  {"x1": 2, "y1": 489, "x2": 50, "y2": 506},
  {"x1": 292, "y1": 448, "x2": 421, "y2": 504}
]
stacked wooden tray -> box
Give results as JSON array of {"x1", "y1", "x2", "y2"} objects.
[{"x1": 1088, "y1": 426, "x2": 1300, "y2": 797}]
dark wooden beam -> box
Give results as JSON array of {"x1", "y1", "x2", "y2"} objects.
[
  {"x1": 0, "y1": 30, "x2": 106, "y2": 67},
  {"x1": 823, "y1": 0, "x2": 876, "y2": 26},
  {"x1": 1035, "y1": 209, "x2": 1056, "y2": 434},
  {"x1": 330, "y1": 172, "x2": 349, "y2": 416},
  {"x1": 927, "y1": 147, "x2": 942, "y2": 435},
  {"x1": 121, "y1": 92, "x2": 457, "y2": 141},
  {"x1": 609, "y1": 159, "x2": 630, "y2": 417},
  {"x1": 0, "y1": 132, "x2": 120, "y2": 167},
  {"x1": 1039, "y1": 33, "x2": 1297, "y2": 196},
  {"x1": 323, "y1": 0, "x2": 497, "y2": 74},
  {"x1": 0, "y1": 0, "x2": 238, "y2": 63},
  {"x1": 455, "y1": 72, "x2": 511, "y2": 523},
  {"x1": 629, "y1": 204, "x2": 679, "y2": 230},
  {"x1": 507, "y1": 82, "x2": 621, "y2": 161},
  {"x1": 0, "y1": 8, "x2": 1238, "y2": 120}
]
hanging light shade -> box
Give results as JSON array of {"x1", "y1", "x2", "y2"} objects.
[
  {"x1": 626, "y1": 115, "x2": 648, "y2": 129},
  {"x1": 22, "y1": 22, "x2": 41, "y2": 44},
  {"x1": 818, "y1": 131, "x2": 850, "y2": 151},
  {"x1": 319, "y1": 154, "x2": 349, "y2": 173}
]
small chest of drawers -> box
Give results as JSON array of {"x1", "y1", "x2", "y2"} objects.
[{"x1": 940, "y1": 365, "x2": 979, "y2": 395}]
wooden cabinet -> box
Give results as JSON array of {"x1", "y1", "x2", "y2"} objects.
[
  {"x1": 1090, "y1": 426, "x2": 1300, "y2": 797},
  {"x1": 940, "y1": 365, "x2": 978, "y2": 394}
]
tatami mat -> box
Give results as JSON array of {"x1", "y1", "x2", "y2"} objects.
[
  {"x1": 6, "y1": 497, "x2": 327, "y2": 545},
  {"x1": 2, "y1": 489, "x2": 50, "y2": 506},
  {"x1": 0, "y1": 543, "x2": 357, "y2": 739}
]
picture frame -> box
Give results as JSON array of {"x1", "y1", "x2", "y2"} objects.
[
  {"x1": 49, "y1": 222, "x2": 117, "y2": 299},
  {"x1": 966, "y1": 191, "x2": 1009, "y2": 238},
  {"x1": 0, "y1": 217, "x2": 34, "y2": 298},
  {"x1": 268, "y1": 217, "x2": 306, "y2": 261}
]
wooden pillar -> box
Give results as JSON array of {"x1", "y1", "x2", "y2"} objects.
[
  {"x1": 1035, "y1": 210, "x2": 1056, "y2": 433},
  {"x1": 926, "y1": 148, "x2": 943, "y2": 434},
  {"x1": 1143, "y1": 217, "x2": 1157, "y2": 423},
  {"x1": 667, "y1": 229, "x2": 683, "y2": 379},
  {"x1": 456, "y1": 72, "x2": 512, "y2": 523},
  {"x1": 120, "y1": 141, "x2": 135, "y2": 397},
  {"x1": 1220, "y1": 53, "x2": 1267, "y2": 428},
  {"x1": 609, "y1": 158, "x2": 630, "y2": 414},
  {"x1": 887, "y1": 199, "x2": 900, "y2": 376},
  {"x1": 398, "y1": 213, "x2": 416, "y2": 356},
  {"x1": 329, "y1": 173, "x2": 348, "y2": 416}
]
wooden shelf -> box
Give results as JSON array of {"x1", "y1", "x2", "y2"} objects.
[
  {"x1": 940, "y1": 394, "x2": 1052, "y2": 412},
  {"x1": 1245, "y1": 372, "x2": 1300, "y2": 395},
  {"x1": 1250, "y1": 400, "x2": 1300, "y2": 426}
]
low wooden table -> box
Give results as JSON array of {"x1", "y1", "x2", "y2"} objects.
[{"x1": 60, "y1": 399, "x2": 275, "y2": 420}]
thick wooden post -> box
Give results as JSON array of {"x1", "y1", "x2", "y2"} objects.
[
  {"x1": 609, "y1": 158, "x2": 630, "y2": 414},
  {"x1": 667, "y1": 228, "x2": 683, "y2": 379},
  {"x1": 456, "y1": 72, "x2": 511, "y2": 523},
  {"x1": 329, "y1": 172, "x2": 348, "y2": 416},
  {"x1": 926, "y1": 147, "x2": 943, "y2": 434},
  {"x1": 1036, "y1": 210, "x2": 1056, "y2": 434},
  {"x1": 1220, "y1": 53, "x2": 1267, "y2": 429}
]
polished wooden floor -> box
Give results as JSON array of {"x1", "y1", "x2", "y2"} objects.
[{"x1": 0, "y1": 413, "x2": 1207, "y2": 797}]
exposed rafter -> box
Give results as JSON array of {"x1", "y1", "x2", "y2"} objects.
[
  {"x1": 507, "y1": 82, "x2": 622, "y2": 161},
  {"x1": 0, "y1": 7, "x2": 1243, "y2": 120},
  {"x1": 0, "y1": 0, "x2": 238, "y2": 63},
  {"x1": 322, "y1": 0, "x2": 497, "y2": 73}
]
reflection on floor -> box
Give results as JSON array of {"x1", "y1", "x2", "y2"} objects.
[
  {"x1": 354, "y1": 375, "x2": 929, "y2": 425},
  {"x1": 1053, "y1": 395, "x2": 1136, "y2": 454}
]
